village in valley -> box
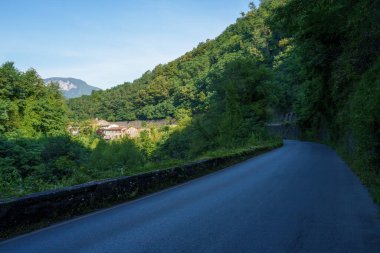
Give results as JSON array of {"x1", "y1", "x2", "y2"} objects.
[{"x1": 68, "y1": 119, "x2": 177, "y2": 140}]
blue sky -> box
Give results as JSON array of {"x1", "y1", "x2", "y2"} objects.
[{"x1": 0, "y1": 0, "x2": 259, "y2": 89}]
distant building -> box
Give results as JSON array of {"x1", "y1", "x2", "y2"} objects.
[
  {"x1": 110, "y1": 119, "x2": 175, "y2": 128},
  {"x1": 94, "y1": 119, "x2": 177, "y2": 140},
  {"x1": 126, "y1": 127, "x2": 140, "y2": 138},
  {"x1": 97, "y1": 126, "x2": 128, "y2": 140},
  {"x1": 95, "y1": 119, "x2": 110, "y2": 128},
  {"x1": 67, "y1": 126, "x2": 80, "y2": 136}
]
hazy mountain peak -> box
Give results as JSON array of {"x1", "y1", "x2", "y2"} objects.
[
  {"x1": 55, "y1": 80, "x2": 77, "y2": 91},
  {"x1": 44, "y1": 77, "x2": 101, "y2": 98}
]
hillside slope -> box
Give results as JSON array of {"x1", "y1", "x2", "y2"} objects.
[
  {"x1": 68, "y1": 0, "x2": 380, "y2": 202},
  {"x1": 0, "y1": 2, "x2": 284, "y2": 200},
  {"x1": 67, "y1": 4, "x2": 281, "y2": 122},
  {"x1": 1, "y1": 0, "x2": 379, "y2": 207}
]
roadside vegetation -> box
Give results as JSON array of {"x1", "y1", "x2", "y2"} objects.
[
  {"x1": 267, "y1": 0, "x2": 380, "y2": 204},
  {"x1": 1, "y1": 0, "x2": 379, "y2": 203},
  {"x1": 0, "y1": 60, "x2": 281, "y2": 200}
]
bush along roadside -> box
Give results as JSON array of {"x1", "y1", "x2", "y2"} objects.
[
  {"x1": 334, "y1": 144, "x2": 380, "y2": 209},
  {"x1": 0, "y1": 140, "x2": 282, "y2": 240}
]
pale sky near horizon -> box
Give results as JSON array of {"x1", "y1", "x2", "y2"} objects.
[{"x1": 0, "y1": 0, "x2": 260, "y2": 89}]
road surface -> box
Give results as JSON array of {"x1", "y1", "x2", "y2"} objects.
[{"x1": 1, "y1": 140, "x2": 379, "y2": 252}]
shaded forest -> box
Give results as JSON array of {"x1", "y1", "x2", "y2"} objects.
[{"x1": 269, "y1": 0, "x2": 380, "y2": 202}]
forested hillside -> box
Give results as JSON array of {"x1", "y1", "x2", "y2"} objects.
[
  {"x1": 68, "y1": 2, "x2": 285, "y2": 122},
  {"x1": 268, "y1": 0, "x2": 380, "y2": 202},
  {"x1": 0, "y1": 2, "x2": 283, "y2": 199},
  {"x1": 69, "y1": 0, "x2": 380, "y2": 201},
  {"x1": 1, "y1": 0, "x2": 379, "y2": 202}
]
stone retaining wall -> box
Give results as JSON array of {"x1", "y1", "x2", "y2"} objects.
[{"x1": 0, "y1": 143, "x2": 281, "y2": 239}]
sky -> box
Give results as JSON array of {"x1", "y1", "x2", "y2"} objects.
[{"x1": 0, "y1": 0, "x2": 260, "y2": 89}]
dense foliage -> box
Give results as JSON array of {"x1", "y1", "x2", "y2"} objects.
[
  {"x1": 268, "y1": 0, "x2": 380, "y2": 201},
  {"x1": 1, "y1": 0, "x2": 379, "y2": 202},
  {"x1": 0, "y1": 62, "x2": 68, "y2": 138},
  {"x1": 0, "y1": 3, "x2": 283, "y2": 199},
  {"x1": 0, "y1": 64, "x2": 88, "y2": 197},
  {"x1": 67, "y1": 3, "x2": 280, "y2": 121}
]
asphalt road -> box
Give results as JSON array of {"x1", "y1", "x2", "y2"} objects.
[{"x1": 1, "y1": 140, "x2": 379, "y2": 253}]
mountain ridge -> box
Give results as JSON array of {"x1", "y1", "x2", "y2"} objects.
[{"x1": 44, "y1": 77, "x2": 101, "y2": 99}]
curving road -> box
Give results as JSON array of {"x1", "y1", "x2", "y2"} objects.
[{"x1": 1, "y1": 140, "x2": 379, "y2": 253}]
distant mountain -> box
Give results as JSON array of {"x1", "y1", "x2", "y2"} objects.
[{"x1": 44, "y1": 77, "x2": 101, "y2": 99}]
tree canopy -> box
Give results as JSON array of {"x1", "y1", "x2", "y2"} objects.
[{"x1": 0, "y1": 62, "x2": 68, "y2": 138}]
